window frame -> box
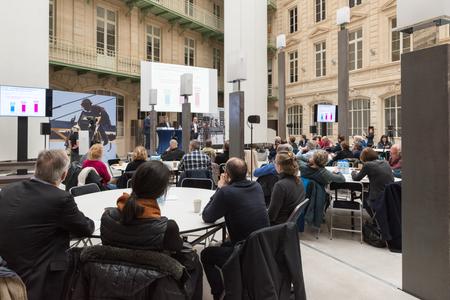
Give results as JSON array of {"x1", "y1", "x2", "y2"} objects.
[
  {"x1": 348, "y1": 98, "x2": 371, "y2": 136},
  {"x1": 184, "y1": 37, "x2": 196, "y2": 66},
  {"x1": 49, "y1": 0, "x2": 55, "y2": 40},
  {"x1": 96, "y1": 6, "x2": 117, "y2": 57},
  {"x1": 391, "y1": 17, "x2": 412, "y2": 62},
  {"x1": 315, "y1": 41, "x2": 326, "y2": 77},
  {"x1": 288, "y1": 50, "x2": 299, "y2": 83},
  {"x1": 213, "y1": 48, "x2": 221, "y2": 77},
  {"x1": 349, "y1": 28, "x2": 363, "y2": 71},
  {"x1": 349, "y1": 0, "x2": 362, "y2": 8},
  {"x1": 384, "y1": 95, "x2": 402, "y2": 137},
  {"x1": 315, "y1": 0, "x2": 326, "y2": 23},
  {"x1": 287, "y1": 105, "x2": 303, "y2": 136},
  {"x1": 288, "y1": 6, "x2": 298, "y2": 34},
  {"x1": 146, "y1": 24, "x2": 161, "y2": 62}
]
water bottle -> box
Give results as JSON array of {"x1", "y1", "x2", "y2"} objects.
[
  {"x1": 343, "y1": 160, "x2": 350, "y2": 174},
  {"x1": 337, "y1": 161, "x2": 343, "y2": 173}
]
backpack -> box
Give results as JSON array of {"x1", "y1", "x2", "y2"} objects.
[{"x1": 362, "y1": 221, "x2": 386, "y2": 248}]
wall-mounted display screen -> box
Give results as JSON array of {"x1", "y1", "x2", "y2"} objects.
[
  {"x1": 0, "y1": 85, "x2": 52, "y2": 117},
  {"x1": 316, "y1": 104, "x2": 338, "y2": 123}
]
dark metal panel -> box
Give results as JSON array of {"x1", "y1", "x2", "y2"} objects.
[
  {"x1": 338, "y1": 28, "x2": 349, "y2": 139},
  {"x1": 229, "y1": 91, "x2": 244, "y2": 159},
  {"x1": 401, "y1": 44, "x2": 450, "y2": 300}
]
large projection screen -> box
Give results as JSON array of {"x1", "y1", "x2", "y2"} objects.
[
  {"x1": 397, "y1": 0, "x2": 450, "y2": 29},
  {"x1": 141, "y1": 62, "x2": 218, "y2": 113}
]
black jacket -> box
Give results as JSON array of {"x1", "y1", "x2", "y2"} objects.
[
  {"x1": 71, "y1": 245, "x2": 188, "y2": 300},
  {"x1": 222, "y1": 223, "x2": 306, "y2": 300},
  {"x1": 215, "y1": 151, "x2": 230, "y2": 165},
  {"x1": 372, "y1": 182, "x2": 402, "y2": 252},
  {"x1": 0, "y1": 179, "x2": 94, "y2": 300},
  {"x1": 352, "y1": 160, "x2": 394, "y2": 204},
  {"x1": 125, "y1": 159, "x2": 146, "y2": 172},
  {"x1": 202, "y1": 180, "x2": 270, "y2": 244},
  {"x1": 162, "y1": 149, "x2": 185, "y2": 161},
  {"x1": 256, "y1": 173, "x2": 279, "y2": 206},
  {"x1": 100, "y1": 208, "x2": 183, "y2": 252}
]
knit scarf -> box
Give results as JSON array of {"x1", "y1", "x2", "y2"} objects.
[{"x1": 116, "y1": 192, "x2": 161, "y2": 219}]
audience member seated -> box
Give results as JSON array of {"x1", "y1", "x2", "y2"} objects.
[
  {"x1": 366, "y1": 127, "x2": 375, "y2": 147},
  {"x1": 100, "y1": 161, "x2": 202, "y2": 299},
  {"x1": 329, "y1": 135, "x2": 345, "y2": 153},
  {"x1": 268, "y1": 151, "x2": 305, "y2": 225},
  {"x1": 352, "y1": 142, "x2": 363, "y2": 159},
  {"x1": 268, "y1": 136, "x2": 282, "y2": 161},
  {"x1": 389, "y1": 144, "x2": 402, "y2": 178},
  {"x1": 351, "y1": 148, "x2": 394, "y2": 217},
  {"x1": 215, "y1": 140, "x2": 230, "y2": 166},
  {"x1": 298, "y1": 134, "x2": 308, "y2": 148},
  {"x1": 201, "y1": 158, "x2": 270, "y2": 300},
  {"x1": 289, "y1": 136, "x2": 299, "y2": 154},
  {"x1": 331, "y1": 142, "x2": 354, "y2": 163},
  {"x1": 377, "y1": 135, "x2": 392, "y2": 149},
  {"x1": 353, "y1": 135, "x2": 367, "y2": 148},
  {"x1": 296, "y1": 140, "x2": 318, "y2": 162},
  {"x1": 202, "y1": 139, "x2": 216, "y2": 161},
  {"x1": 320, "y1": 136, "x2": 333, "y2": 150},
  {"x1": 254, "y1": 143, "x2": 293, "y2": 177},
  {"x1": 299, "y1": 150, "x2": 345, "y2": 186},
  {"x1": 124, "y1": 146, "x2": 147, "y2": 172},
  {"x1": 82, "y1": 144, "x2": 115, "y2": 189},
  {"x1": 179, "y1": 140, "x2": 211, "y2": 173},
  {"x1": 161, "y1": 139, "x2": 185, "y2": 161},
  {"x1": 0, "y1": 149, "x2": 94, "y2": 300}
]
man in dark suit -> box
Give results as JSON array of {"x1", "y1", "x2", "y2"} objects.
[
  {"x1": 0, "y1": 149, "x2": 94, "y2": 300},
  {"x1": 157, "y1": 115, "x2": 171, "y2": 128},
  {"x1": 190, "y1": 116, "x2": 200, "y2": 140},
  {"x1": 161, "y1": 139, "x2": 185, "y2": 161},
  {"x1": 201, "y1": 158, "x2": 270, "y2": 299}
]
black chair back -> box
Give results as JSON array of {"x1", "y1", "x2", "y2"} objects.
[
  {"x1": 69, "y1": 183, "x2": 101, "y2": 197},
  {"x1": 287, "y1": 198, "x2": 310, "y2": 223},
  {"x1": 180, "y1": 178, "x2": 214, "y2": 190},
  {"x1": 256, "y1": 174, "x2": 279, "y2": 206},
  {"x1": 116, "y1": 171, "x2": 135, "y2": 189}
]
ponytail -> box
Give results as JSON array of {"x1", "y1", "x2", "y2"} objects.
[{"x1": 121, "y1": 192, "x2": 144, "y2": 225}]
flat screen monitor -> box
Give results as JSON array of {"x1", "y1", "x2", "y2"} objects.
[
  {"x1": 315, "y1": 104, "x2": 338, "y2": 123},
  {"x1": 0, "y1": 85, "x2": 52, "y2": 117}
]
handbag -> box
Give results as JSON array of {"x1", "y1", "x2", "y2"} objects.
[{"x1": 362, "y1": 221, "x2": 386, "y2": 248}]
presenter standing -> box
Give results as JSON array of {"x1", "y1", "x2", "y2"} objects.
[
  {"x1": 144, "y1": 113, "x2": 151, "y2": 150},
  {"x1": 190, "y1": 116, "x2": 200, "y2": 140}
]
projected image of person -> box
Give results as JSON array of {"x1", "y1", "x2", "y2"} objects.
[
  {"x1": 191, "y1": 116, "x2": 200, "y2": 140},
  {"x1": 80, "y1": 98, "x2": 112, "y2": 146}
]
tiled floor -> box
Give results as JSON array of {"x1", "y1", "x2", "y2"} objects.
[{"x1": 201, "y1": 223, "x2": 418, "y2": 300}]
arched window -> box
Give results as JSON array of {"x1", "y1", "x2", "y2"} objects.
[
  {"x1": 86, "y1": 90, "x2": 125, "y2": 137},
  {"x1": 384, "y1": 95, "x2": 401, "y2": 137},
  {"x1": 287, "y1": 105, "x2": 303, "y2": 136},
  {"x1": 349, "y1": 98, "x2": 370, "y2": 136}
]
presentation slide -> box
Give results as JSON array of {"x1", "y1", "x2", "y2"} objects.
[
  {"x1": 141, "y1": 62, "x2": 218, "y2": 113},
  {"x1": 317, "y1": 104, "x2": 337, "y2": 123},
  {"x1": 0, "y1": 85, "x2": 47, "y2": 117}
]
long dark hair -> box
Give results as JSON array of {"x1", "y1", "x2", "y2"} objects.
[{"x1": 121, "y1": 161, "x2": 170, "y2": 225}]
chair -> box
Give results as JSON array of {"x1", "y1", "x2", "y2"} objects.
[
  {"x1": 256, "y1": 174, "x2": 279, "y2": 207},
  {"x1": 329, "y1": 182, "x2": 365, "y2": 243},
  {"x1": 69, "y1": 183, "x2": 101, "y2": 197},
  {"x1": 180, "y1": 178, "x2": 214, "y2": 190},
  {"x1": 126, "y1": 178, "x2": 132, "y2": 188},
  {"x1": 287, "y1": 198, "x2": 310, "y2": 223},
  {"x1": 116, "y1": 171, "x2": 135, "y2": 189}
]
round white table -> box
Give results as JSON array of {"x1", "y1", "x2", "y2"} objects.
[
  {"x1": 325, "y1": 167, "x2": 401, "y2": 183},
  {"x1": 75, "y1": 187, "x2": 224, "y2": 245}
]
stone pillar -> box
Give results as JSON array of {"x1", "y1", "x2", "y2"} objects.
[
  {"x1": 182, "y1": 101, "x2": 191, "y2": 154},
  {"x1": 401, "y1": 44, "x2": 450, "y2": 300},
  {"x1": 229, "y1": 91, "x2": 244, "y2": 159},
  {"x1": 277, "y1": 51, "x2": 286, "y2": 139},
  {"x1": 338, "y1": 28, "x2": 349, "y2": 139}
]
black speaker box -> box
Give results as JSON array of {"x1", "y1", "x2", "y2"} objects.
[{"x1": 40, "y1": 123, "x2": 51, "y2": 135}]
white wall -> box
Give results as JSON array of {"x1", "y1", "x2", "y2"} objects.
[
  {"x1": 224, "y1": 0, "x2": 268, "y2": 144},
  {"x1": 0, "y1": 0, "x2": 49, "y2": 161}
]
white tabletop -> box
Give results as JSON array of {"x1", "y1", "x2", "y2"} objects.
[
  {"x1": 162, "y1": 161, "x2": 180, "y2": 171},
  {"x1": 325, "y1": 167, "x2": 401, "y2": 183},
  {"x1": 374, "y1": 148, "x2": 390, "y2": 153},
  {"x1": 111, "y1": 163, "x2": 128, "y2": 172},
  {"x1": 75, "y1": 187, "x2": 218, "y2": 234}
]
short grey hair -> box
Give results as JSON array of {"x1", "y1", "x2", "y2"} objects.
[
  {"x1": 277, "y1": 143, "x2": 293, "y2": 153},
  {"x1": 35, "y1": 149, "x2": 70, "y2": 183},
  {"x1": 306, "y1": 140, "x2": 317, "y2": 150}
]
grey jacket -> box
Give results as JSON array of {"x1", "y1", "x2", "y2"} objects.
[
  {"x1": 351, "y1": 160, "x2": 394, "y2": 204},
  {"x1": 268, "y1": 173, "x2": 305, "y2": 225},
  {"x1": 299, "y1": 161, "x2": 345, "y2": 185}
]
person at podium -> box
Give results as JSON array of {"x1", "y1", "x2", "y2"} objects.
[
  {"x1": 190, "y1": 116, "x2": 200, "y2": 140},
  {"x1": 157, "y1": 115, "x2": 171, "y2": 128}
]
